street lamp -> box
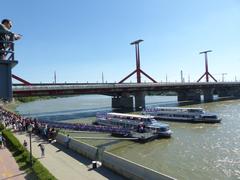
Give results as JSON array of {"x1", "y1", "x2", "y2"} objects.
[{"x1": 27, "y1": 124, "x2": 33, "y2": 166}]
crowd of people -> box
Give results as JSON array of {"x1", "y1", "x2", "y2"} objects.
[
  {"x1": 0, "y1": 107, "x2": 58, "y2": 141},
  {"x1": 0, "y1": 107, "x2": 131, "y2": 139},
  {"x1": 0, "y1": 105, "x2": 135, "y2": 158},
  {"x1": 44, "y1": 120, "x2": 131, "y2": 135}
]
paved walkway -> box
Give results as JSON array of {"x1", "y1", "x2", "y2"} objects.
[
  {"x1": 0, "y1": 147, "x2": 26, "y2": 180},
  {"x1": 14, "y1": 132, "x2": 125, "y2": 180}
]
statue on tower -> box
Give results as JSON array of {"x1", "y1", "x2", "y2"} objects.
[{"x1": 0, "y1": 19, "x2": 22, "y2": 60}]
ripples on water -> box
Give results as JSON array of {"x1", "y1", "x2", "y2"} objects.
[{"x1": 16, "y1": 95, "x2": 240, "y2": 180}]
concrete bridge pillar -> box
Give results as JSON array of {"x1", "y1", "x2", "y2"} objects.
[
  {"x1": 134, "y1": 91, "x2": 145, "y2": 111},
  {"x1": 203, "y1": 89, "x2": 214, "y2": 102},
  {"x1": 229, "y1": 88, "x2": 240, "y2": 98},
  {"x1": 177, "y1": 90, "x2": 201, "y2": 103},
  {"x1": 218, "y1": 89, "x2": 232, "y2": 98},
  {"x1": 112, "y1": 93, "x2": 133, "y2": 110},
  {"x1": 0, "y1": 60, "x2": 18, "y2": 101}
]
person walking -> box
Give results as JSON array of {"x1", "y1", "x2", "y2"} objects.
[
  {"x1": 0, "y1": 135, "x2": 3, "y2": 149},
  {"x1": 2, "y1": 136, "x2": 6, "y2": 148},
  {"x1": 65, "y1": 134, "x2": 71, "y2": 149},
  {"x1": 0, "y1": 19, "x2": 22, "y2": 60},
  {"x1": 38, "y1": 143, "x2": 45, "y2": 158},
  {"x1": 23, "y1": 140, "x2": 27, "y2": 149}
]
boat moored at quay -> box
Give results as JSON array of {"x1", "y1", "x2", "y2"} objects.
[
  {"x1": 142, "y1": 107, "x2": 221, "y2": 123},
  {"x1": 94, "y1": 112, "x2": 172, "y2": 140}
]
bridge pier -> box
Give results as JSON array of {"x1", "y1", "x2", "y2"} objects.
[
  {"x1": 218, "y1": 89, "x2": 233, "y2": 98},
  {"x1": 134, "y1": 92, "x2": 145, "y2": 111},
  {"x1": 177, "y1": 90, "x2": 201, "y2": 103},
  {"x1": 112, "y1": 94, "x2": 134, "y2": 110},
  {"x1": 216, "y1": 88, "x2": 240, "y2": 99},
  {"x1": 229, "y1": 88, "x2": 240, "y2": 98},
  {"x1": 0, "y1": 60, "x2": 18, "y2": 101},
  {"x1": 203, "y1": 89, "x2": 214, "y2": 102}
]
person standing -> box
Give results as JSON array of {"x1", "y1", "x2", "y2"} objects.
[
  {"x1": 2, "y1": 136, "x2": 6, "y2": 148},
  {"x1": 0, "y1": 19, "x2": 22, "y2": 60},
  {"x1": 65, "y1": 134, "x2": 71, "y2": 149},
  {"x1": 23, "y1": 140, "x2": 27, "y2": 149},
  {"x1": 0, "y1": 135, "x2": 3, "y2": 149},
  {"x1": 38, "y1": 143, "x2": 45, "y2": 158}
]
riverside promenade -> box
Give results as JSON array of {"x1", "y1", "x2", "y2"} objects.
[
  {"x1": 0, "y1": 147, "x2": 26, "y2": 180},
  {"x1": 14, "y1": 132, "x2": 125, "y2": 180}
]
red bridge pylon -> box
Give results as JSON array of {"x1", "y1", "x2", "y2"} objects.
[
  {"x1": 197, "y1": 50, "x2": 217, "y2": 82},
  {"x1": 119, "y1": 39, "x2": 157, "y2": 83}
]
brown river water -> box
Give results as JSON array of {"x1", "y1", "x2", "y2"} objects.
[{"x1": 16, "y1": 95, "x2": 240, "y2": 180}]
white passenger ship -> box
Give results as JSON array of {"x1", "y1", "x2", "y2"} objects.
[
  {"x1": 95, "y1": 113, "x2": 172, "y2": 137},
  {"x1": 142, "y1": 107, "x2": 221, "y2": 123}
]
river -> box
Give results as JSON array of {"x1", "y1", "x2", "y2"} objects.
[{"x1": 16, "y1": 95, "x2": 240, "y2": 180}]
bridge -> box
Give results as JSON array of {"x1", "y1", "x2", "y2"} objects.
[
  {"x1": 1, "y1": 37, "x2": 240, "y2": 110},
  {"x1": 12, "y1": 82, "x2": 240, "y2": 109}
]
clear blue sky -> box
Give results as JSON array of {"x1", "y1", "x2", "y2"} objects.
[{"x1": 2, "y1": 0, "x2": 240, "y2": 83}]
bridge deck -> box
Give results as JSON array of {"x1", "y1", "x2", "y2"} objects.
[{"x1": 12, "y1": 82, "x2": 240, "y2": 97}]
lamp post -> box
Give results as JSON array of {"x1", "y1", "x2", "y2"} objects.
[{"x1": 27, "y1": 124, "x2": 33, "y2": 166}]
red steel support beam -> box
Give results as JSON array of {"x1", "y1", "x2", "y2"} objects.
[
  {"x1": 119, "y1": 70, "x2": 137, "y2": 84},
  {"x1": 12, "y1": 74, "x2": 31, "y2": 86},
  {"x1": 119, "y1": 39, "x2": 157, "y2": 83},
  {"x1": 136, "y1": 43, "x2": 141, "y2": 83},
  {"x1": 197, "y1": 50, "x2": 217, "y2": 83}
]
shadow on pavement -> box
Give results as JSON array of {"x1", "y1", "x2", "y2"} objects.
[
  {"x1": 14, "y1": 132, "x2": 126, "y2": 179},
  {"x1": 51, "y1": 142, "x2": 126, "y2": 180},
  {"x1": 1, "y1": 172, "x2": 27, "y2": 180}
]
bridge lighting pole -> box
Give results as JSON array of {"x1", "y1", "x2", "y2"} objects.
[
  {"x1": 180, "y1": 70, "x2": 184, "y2": 83},
  {"x1": 27, "y1": 124, "x2": 33, "y2": 167},
  {"x1": 221, "y1": 73, "x2": 227, "y2": 82},
  {"x1": 119, "y1": 39, "x2": 157, "y2": 83},
  {"x1": 102, "y1": 72, "x2": 104, "y2": 83},
  {"x1": 54, "y1": 71, "x2": 56, "y2": 84},
  {"x1": 197, "y1": 50, "x2": 217, "y2": 82}
]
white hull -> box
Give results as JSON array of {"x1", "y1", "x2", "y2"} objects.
[{"x1": 143, "y1": 107, "x2": 221, "y2": 123}]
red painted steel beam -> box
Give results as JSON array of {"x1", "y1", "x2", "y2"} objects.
[
  {"x1": 119, "y1": 39, "x2": 157, "y2": 83},
  {"x1": 197, "y1": 50, "x2": 217, "y2": 83},
  {"x1": 119, "y1": 70, "x2": 137, "y2": 83},
  {"x1": 12, "y1": 74, "x2": 31, "y2": 85},
  {"x1": 140, "y1": 70, "x2": 157, "y2": 83}
]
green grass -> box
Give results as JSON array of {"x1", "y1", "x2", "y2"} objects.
[
  {"x1": 0, "y1": 122, "x2": 4, "y2": 131},
  {"x1": 2, "y1": 130, "x2": 56, "y2": 180},
  {"x1": 16, "y1": 96, "x2": 57, "y2": 103}
]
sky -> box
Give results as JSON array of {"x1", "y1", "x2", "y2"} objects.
[{"x1": 1, "y1": 0, "x2": 240, "y2": 83}]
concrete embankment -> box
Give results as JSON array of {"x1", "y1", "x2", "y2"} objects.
[{"x1": 56, "y1": 133, "x2": 175, "y2": 180}]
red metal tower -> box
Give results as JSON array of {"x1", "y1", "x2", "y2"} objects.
[
  {"x1": 119, "y1": 39, "x2": 157, "y2": 83},
  {"x1": 197, "y1": 50, "x2": 217, "y2": 82}
]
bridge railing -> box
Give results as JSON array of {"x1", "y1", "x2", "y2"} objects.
[
  {"x1": 12, "y1": 82, "x2": 239, "y2": 91},
  {"x1": 0, "y1": 34, "x2": 15, "y2": 61},
  {"x1": 12, "y1": 83, "x2": 168, "y2": 90}
]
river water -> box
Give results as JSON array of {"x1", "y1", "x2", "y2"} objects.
[{"x1": 16, "y1": 95, "x2": 240, "y2": 180}]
